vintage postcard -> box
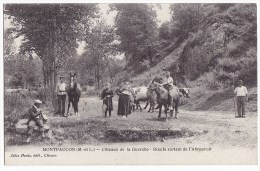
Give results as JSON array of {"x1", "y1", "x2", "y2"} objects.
[{"x1": 2, "y1": 0, "x2": 258, "y2": 166}]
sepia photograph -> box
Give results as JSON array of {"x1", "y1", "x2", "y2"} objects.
[{"x1": 2, "y1": 1, "x2": 258, "y2": 165}]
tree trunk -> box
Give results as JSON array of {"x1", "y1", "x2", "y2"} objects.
[
  {"x1": 125, "y1": 52, "x2": 130, "y2": 67},
  {"x1": 52, "y1": 17, "x2": 58, "y2": 112},
  {"x1": 147, "y1": 46, "x2": 153, "y2": 66},
  {"x1": 97, "y1": 67, "x2": 100, "y2": 89}
]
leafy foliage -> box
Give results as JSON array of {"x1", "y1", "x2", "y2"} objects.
[
  {"x1": 78, "y1": 19, "x2": 122, "y2": 88},
  {"x1": 171, "y1": 4, "x2": 257, "y2": 87},
  {"x1": 111, "y1": 4, "x2": 158, "y2": 67},
  {"x1": 4, "y1": 4, "x2": 98, "y2": 108},
  {"x1": 4, "y1": 54, "x2": 43, "y2": 88},
  {"x1": 169, "y1": 4, "x2": 203, "y2": 37},
  {"x1": 3, "y1": 28, "x2": 16, "y2": 59}
]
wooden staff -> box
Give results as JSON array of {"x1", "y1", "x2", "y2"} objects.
[{"x1": 233, "y1": 74, "x2": 237, "y2": 118}]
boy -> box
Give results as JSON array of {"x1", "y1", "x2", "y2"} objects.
[
  {"x1": 101, "y1": 83, "x2": 114, "y2": 117},
  {"x1": 26, "y1": 100, "x2": 46, "y2": 143}
]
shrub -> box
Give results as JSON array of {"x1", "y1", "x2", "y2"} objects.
[
  {"x1": 4, "y1": 93, "x2": 32, "y2": 132},
  {"x1": 207, "y1": 81, "x2": 225, "y2": 90},
  {"x1": 217, "y1": 58, "x2": 239, "y2": 72}
]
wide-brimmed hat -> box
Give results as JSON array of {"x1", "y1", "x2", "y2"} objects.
[{"x1": 34, "y1": 100, "x2": 42, "y2": 104}]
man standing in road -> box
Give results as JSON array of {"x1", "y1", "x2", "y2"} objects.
[
  {"x1": 234, "y1": 80, "x2": 248, "y2": 118},
  {"x1": 56, "y1": 76, "x2": 67, "y2": 117}
]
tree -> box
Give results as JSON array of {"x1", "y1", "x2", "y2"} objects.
[
  {"x1": 159, "y1": 21, "x2": 171, "y2": 40},
  {"x1": 3, "y1": 28, "x2": 16, "y2": 59},
  {"x1": 80, "y1": 19, "x2": 118, "y2": 88},
  {"x1": 4, "y1": 53, "x2": 43, "y2": 88},
  {"x1": 4, "y1": 4, "x2": 98, "y2": 108},
  {"x1": 169, "y1": 4, "x2": 203, "y2": 38},
  {"x1": 110, "y1": 4, "x2": 158, "y2": 66}
]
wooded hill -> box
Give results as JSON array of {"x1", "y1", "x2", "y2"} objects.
[
  {"x1": 126, "y1": 4, "x2": 257, "y2": 111},
  {"x1": 119, "y1": 4, "x2": 257, "y2": 90}
]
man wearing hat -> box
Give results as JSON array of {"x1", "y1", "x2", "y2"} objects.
[
  {"x1": 56, "y1": 75, "x2": 67, "y2": 117},
  {"x1": 234, "y1": 80, "x2": 248, "y2": 118},
  {"x1": 26, "y1": 100, "x2": 45, "y2": 143}
]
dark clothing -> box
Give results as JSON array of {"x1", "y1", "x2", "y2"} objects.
[
  {"x1": 58, "y1": 94, "x2": 66, "y2": 116},
  {"x1": 27, "y1": 105, "x2": 44, "y2": 135},
  {"x1": 101, "y1": 88, "x2": 114, "y2": 117},
  {"x1": 101, "y1": 89, "x2": 114, "y2": 111},
  {"x1": 118, "y1": 94, "x2": 131, "y2": 116},
  {"x1": 28, "y1": 106, "x2": 41, "y2": 122},
  {"x1": 28, "y1": 119, "x2": 44, "y2": 135},
  {"x1": 237, "y1": 96, "x2": 246, "y2": 117}
]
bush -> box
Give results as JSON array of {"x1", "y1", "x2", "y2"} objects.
[
  {"x1": 194, "y1": 71, "x2": 226, "y2": 90},
  {"x1": 4, "y1": 88, "x2": 53, "y2": 134},
  {"x1": 207, "y1": 81, "x2": 225, "y2": 90},
  {"x1": 4, "y1": 93, "x2": 32, "y2": 132}
]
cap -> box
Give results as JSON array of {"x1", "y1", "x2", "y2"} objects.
[
  {"x1": 60, "y1": 76, "x2": 65, "y2": 78},
  {"x1": 34, "y1": 100, "x2": 42, "y2": 104},
  {"x1": 238, "y1": 80, "x2": 243, "y2": 83},
  {"x1": 165, "y1": 71, "x2": 170, "y2": 75}
]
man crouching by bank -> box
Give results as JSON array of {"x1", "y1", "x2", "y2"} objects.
[{"x1": 26, "y1": 100, "x2": 47, "y2": 143}]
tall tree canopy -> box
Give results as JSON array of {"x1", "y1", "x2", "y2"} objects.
[
  {"x1": 110, "y1": 4, "x2": 158, "y2": 66},
  {"x1": 80, "y1": 19, "x2": 118, "y2": 88},
  {"x1": 3, "y1": 28, "x2": 16, "y2": 59},
  {"x1": 4, "y1": 4, "x2": 98, "y2": 107},
  {"x1": 169, "y1": 4, "x2": 203, "y2": 38}
]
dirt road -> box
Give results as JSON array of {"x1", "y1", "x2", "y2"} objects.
[
  {"x1": 5, "y1": 96, "x2": 257, "y2": 164},
  {"x1": 63, "y1": 96, "x2": 257, "y2": 150}
]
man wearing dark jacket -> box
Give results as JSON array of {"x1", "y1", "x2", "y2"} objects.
[{"x1": 26, "y1": 100, "x2": 45, "y2": 143}]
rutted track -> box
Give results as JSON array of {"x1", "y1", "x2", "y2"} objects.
[{"x1": 7, "y1": 97, "x2": 257, "y2": 150}]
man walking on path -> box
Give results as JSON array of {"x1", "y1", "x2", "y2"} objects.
[
  {"x1": 234, "y1": 80, "x2": 248, "y2": 118},
  {"x1": 56, "y1": 76, "x2": 67, "y2": 117}
]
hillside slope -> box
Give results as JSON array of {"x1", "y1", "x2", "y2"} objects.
[{"x1": 130, "y1": 4, "x2": 257, "y2": 112}]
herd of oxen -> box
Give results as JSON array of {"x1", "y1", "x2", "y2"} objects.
[{"x1": 126, "y1": 81, "x2": 190, "y2": 119}]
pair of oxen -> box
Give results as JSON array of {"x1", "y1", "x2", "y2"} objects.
[{"x1": 130, "y1": 81, "x2": 190, "y2": 119}]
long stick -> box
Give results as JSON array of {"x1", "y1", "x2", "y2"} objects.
[
  {"x1": 102, "y1": 101, "x2": 105, "y2": 117},
  {"x1": 233, "y1": 74, "x2": 237, "y2": 118}
]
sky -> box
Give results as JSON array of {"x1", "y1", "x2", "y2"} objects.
[
  {"x1": 77, "y1": 4, "x2": 171, "y2": 56},
  {"x1": 4, "y1": 3, "x2": 172, "y2": 56},
  {"x1": 97, "y1": 4, "x2": 171, "y2": 26}
]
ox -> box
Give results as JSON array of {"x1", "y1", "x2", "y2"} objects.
[
  {"x1": 149, "y1": 81, "x2": 190, "y2": 120},
  {"x1": 131, "y1": 86, "x2": 157, "y2": 112}
]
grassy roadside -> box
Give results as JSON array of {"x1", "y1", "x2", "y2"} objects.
[{"x1": 180, "y1": 86, "x2": 257, "y2": 112}]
